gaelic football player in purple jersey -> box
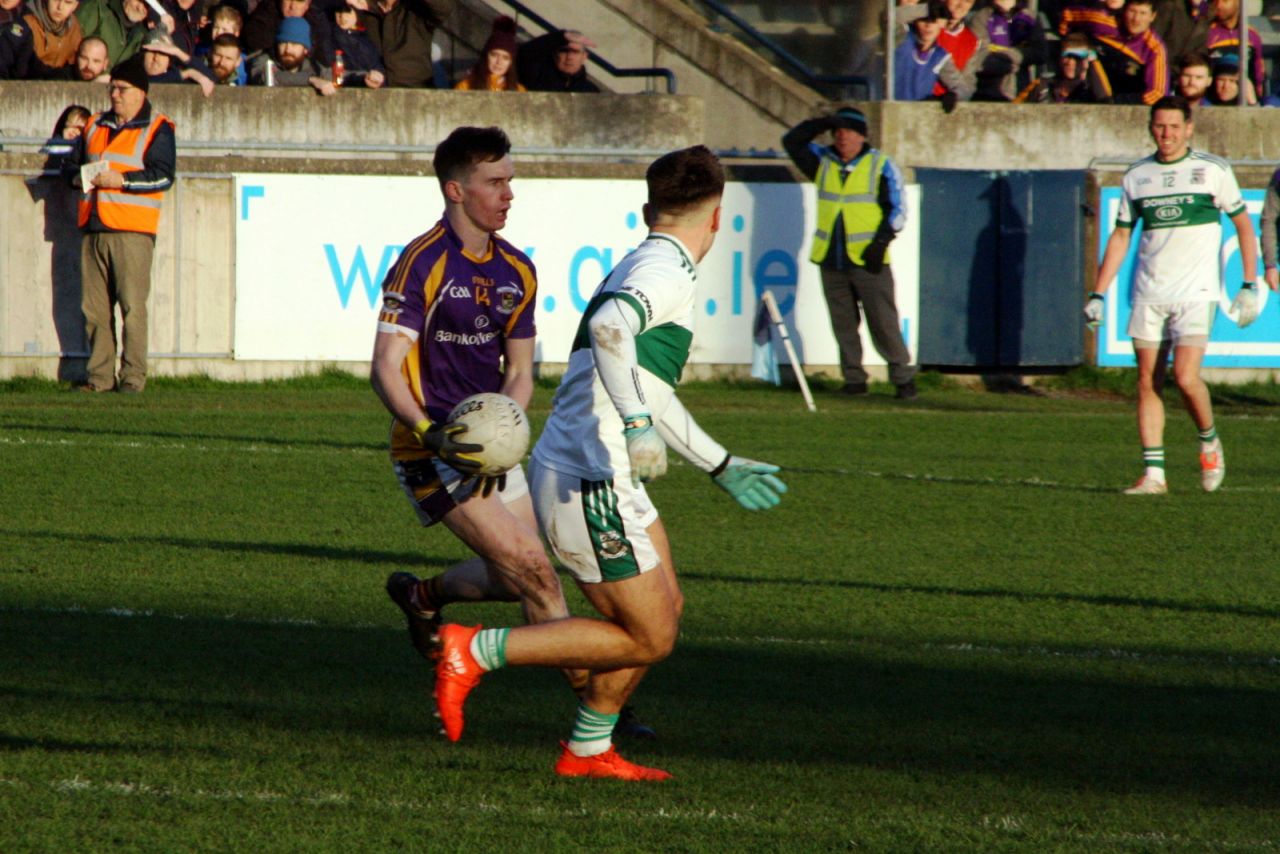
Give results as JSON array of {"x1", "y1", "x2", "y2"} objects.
[{"x1": 370, "y1": 126, "x2": 582, "y2": 691}]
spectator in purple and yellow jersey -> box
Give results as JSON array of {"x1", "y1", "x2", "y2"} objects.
[
  {"x1": 1058, "y1": 0, "x2": 1123, "y2": 39},
  {"x1": 1205, "y1": 0, "x2": 1264, "y2": 97},
  {"x1": 1094, "y1": 0, "x2": 1170, "y2": 104}
]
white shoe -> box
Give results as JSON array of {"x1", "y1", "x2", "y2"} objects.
[
  {"x1": 1200, "y1": 440, "x2": 1225, "y2": 493},
  {"x1": 1123, "y1": 475, "x2": 1168, "y2": 495}
]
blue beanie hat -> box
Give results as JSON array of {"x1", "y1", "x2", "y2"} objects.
[
  {"x1": 276, "y1": 17, "x2": 312, "y2": 49},
  {"x1": 832, "y1": 107, "x2": 869, "y2": 135}
]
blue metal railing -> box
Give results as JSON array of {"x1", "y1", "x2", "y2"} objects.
[
  {"x1": 499, "y1": 0, "x2": 679, "y2": 94},
  {"x1": 689, "y1": 0, "x2": 871, "y2": 99}
]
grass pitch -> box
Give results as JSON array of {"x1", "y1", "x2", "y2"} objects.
[{"x1": 1, "y1": 372, "x2": 1278, "y2": 852}]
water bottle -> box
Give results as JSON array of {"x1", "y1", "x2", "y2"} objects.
[
  {"x1": 333, "y1": 50, "x2": 344, "y2": 87},
  {"x1": 265, "y1": 57, "x2": 275, "y2": 87}
]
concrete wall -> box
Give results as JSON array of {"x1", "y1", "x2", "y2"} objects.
[{"x1": 0, "y1": 82, "x2": 704, "y2": 157}]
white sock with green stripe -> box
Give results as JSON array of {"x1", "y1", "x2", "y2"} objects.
[
  {"x1": 567, "y1": 703, "x2": 619, "y2": 757},
  {"x1": 1142, "y1": 447, "x2": 1166, "y2": 482},
  {"x1": 1198, "y1": 425, "x2": 1218, "y2": 450},
  {"x1": 468, "y1": 628, "x2": 509, "y2": 671}
]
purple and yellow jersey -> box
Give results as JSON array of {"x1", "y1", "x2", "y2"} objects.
[{"x1": 377, "y1": 214, "x2": 536, "y2": 456}]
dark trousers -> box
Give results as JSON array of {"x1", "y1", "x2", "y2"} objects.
[
  {"x1": 81, "y1": 231, "x2": 155, "y2": 391},
  {"x1": 819, "y1": 264, "x2": 916, "y2": 387}
]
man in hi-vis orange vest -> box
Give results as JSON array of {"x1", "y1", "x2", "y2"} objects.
[{"x1": 66, "y1": 54, "x2": 175, "y2": 393}]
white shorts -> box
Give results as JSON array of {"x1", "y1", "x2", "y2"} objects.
[
  {"x1": 393, "y1": 455, "x2": 529, "y2": 527},
  {"x1": 1128, "y1": 301, "x2": 1215, "y2": 348},
  {"x1": 528, "y1": 457, "x2": 660, "y2": 585}
]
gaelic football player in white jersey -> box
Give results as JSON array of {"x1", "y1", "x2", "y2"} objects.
[
  {"x1": 429, "y1": 145, "x2": 787, "y2": 780},
  {"x1": 1087, "y1": 95, "x2": 1271, "y2": 494}
]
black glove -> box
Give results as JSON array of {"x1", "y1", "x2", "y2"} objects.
[
  {"x1": 412, "y1": 419, "x2": 483, "y2": 474},
  {"x1": 862, "y1": 240, "x2": 889, "y2": 273},
  {"x1": 941, "y1": 91, "x2": 959, "y2": 113},
  {"x1": 465, "y1": 472, "x2": 507, "y2": 499}
]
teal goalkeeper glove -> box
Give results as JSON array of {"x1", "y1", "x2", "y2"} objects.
[
  {"x1": 712, "y1": 455, "x2": 787, "y2": 511},
  {"x1": 623, "y1": 413, "x2": 667, "y2": 487}
]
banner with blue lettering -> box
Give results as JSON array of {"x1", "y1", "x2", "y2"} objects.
[
  {"x1": 233, "y1": 175, "x2": 921, "y2": 366},
  {"x1": 1096, "y1": 187, "x2": 1278, "y2": 367}
]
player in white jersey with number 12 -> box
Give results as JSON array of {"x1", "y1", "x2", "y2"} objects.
[
  {"x1": 1086, "y1": 95, "x2": 1273, "y2": 494},
  {"x1": 430, "y1": 145, "x2": 787, "y2": 780}
]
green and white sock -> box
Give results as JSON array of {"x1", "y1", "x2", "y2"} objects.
[
  {"x1": 567, "y1": 703, "x2": 619, "y2": 758},
  {"x1": 1142, "y1": 447, "x2": 1166, "y2": 482},
  {"x1": 469, "y1": 628, "x2": 509, "y2": 672},
  {"x1": 1198, "y1": 425, "x2": 1218, "y2": 450}
]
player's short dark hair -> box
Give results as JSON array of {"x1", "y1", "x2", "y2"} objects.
[
  {"x1": 433, "y1": 126, "x2": 512, "y2": 190},
  {"x1": 1150, "y1": 94, "x2": 1192, "y2": 121},
  {"x1": 645, "y1": 145, "x2": 725, "y2": 216},
  {"x1": 1177, "y1": 51, "x2": 1211, "y2": 73},
  {"x1": 212, "y1": 33, "x2": 241, "y2": 51}
]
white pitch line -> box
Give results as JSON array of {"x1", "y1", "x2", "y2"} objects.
[
  {"x1": 6, "y1": 605, "x2": 1276, "y2": 671},
  {"x1": 0, "y1": 435, "x2": 380, "y2": 457},
  {"x1": 5, "y1": 776, "x2": 1275, "y2": 850},
  {"x1": 6, "y1": 775, "x2": 748, "y2": 823},
  {"x1": 4, "y1": 435, "x2": 1279, "y2": 492}
]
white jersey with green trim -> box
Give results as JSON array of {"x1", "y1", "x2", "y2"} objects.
[
  {"x1": 1115, "y1": 149, "x2": 1246, "y2": 305},
  {"x1": 532, "y1": 234, "x2": 700, "y2": 481}
]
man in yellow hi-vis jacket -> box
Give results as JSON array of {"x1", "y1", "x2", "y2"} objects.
[{"x1": 783, "y1": 107, "x2": 918, "y2": 399}]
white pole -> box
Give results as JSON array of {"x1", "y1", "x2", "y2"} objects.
[
  {"x1": 1239, "y1": 4, "x2": 1248, "y2": 106},
  {"x1": 885, "y1": 0, "x2": 895, "y2": 102},
  {"x1": 762, "y1": 291, "x2": 817, "y2": 412}
]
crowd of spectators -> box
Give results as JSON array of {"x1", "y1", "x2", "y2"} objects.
[
  {"x1": 2, "y1": 0, "x2": 608, "y2": 98},
  {"x1": 895, "y1": 0, "x2": 1278, "y2": 107}
]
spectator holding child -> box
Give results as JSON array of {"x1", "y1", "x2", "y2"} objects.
[
  {"x1": 455, "y1": 14, "x2": 522, "y2": 91},
  {"x1": 64, "y1": 54, "x2": 176, "y2": 394},
  {"x1": 357, "y1": 0, "x2": 452, "y2": 88},
  {"x1": 330, "y1": 1, "x2": 383, "y2": 87}
]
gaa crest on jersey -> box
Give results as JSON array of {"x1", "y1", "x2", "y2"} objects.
[
  {"x1": 597, "y1": 531, "x2": 631, "y2": 560},
  {"x1": 1191, "y1": 167, "x2": 1206, "y2": 185},
  {"x1": 381, "y1": 295, "x2": 403, "y2": 316},
  {"x1": 496, "y1": 283, "x2": 519, "y2": 314}
]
